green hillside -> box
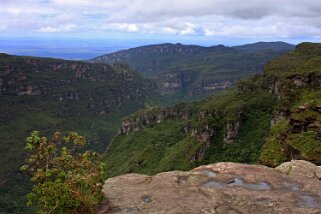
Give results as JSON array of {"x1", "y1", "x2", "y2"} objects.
[
  {"x1": 92, "y1": 42, "x2": 294, "y2": 102},
  {"x1": 103, "y1": 42, "x2": 321, "y2": 178},
  {"x1": 1, "y1": 42, "x2": 318, "y2": 213},
  {"x1": 0, "y1": 54, "x2": 157, "y2": 213}
]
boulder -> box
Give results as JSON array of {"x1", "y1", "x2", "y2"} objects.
[
  {"x1": 99, "y1": 162, "x2": 321, "y2": 213},
  {"x1": 275, "y1": 160, "x2": 321, "y2": 180}
]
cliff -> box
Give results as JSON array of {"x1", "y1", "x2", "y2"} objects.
[
  {"x1": 98, "y1": 160, "x2": 321, "y2": 214},
  {"x1": 103, "y1": 42, "x2": 321, "y2": 178},
  {"x1": 0, "y1": 54, "x2": 158, "y2": 213}
]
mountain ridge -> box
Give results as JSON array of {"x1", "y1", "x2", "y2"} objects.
[
  {"x1": 91, "y1": 42, "x2": 295, "y2": 102},
  {"x1": 92, "y1": 41, "x2": 294, "y2": 62}
]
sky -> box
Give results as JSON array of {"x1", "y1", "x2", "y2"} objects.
[{"x1": 0, "y1": 0, "x2": 321, "y2": 47}]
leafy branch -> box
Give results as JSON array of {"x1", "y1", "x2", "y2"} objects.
[{"x1": 21, "y1": 131, "x2": 105, "y2": 213}]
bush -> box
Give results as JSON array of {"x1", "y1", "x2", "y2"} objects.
[{"x1": 21, "y1": 131, "x2": 105, "y2": 213}]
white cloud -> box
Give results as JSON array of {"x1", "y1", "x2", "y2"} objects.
[
  {"x1": 39, "y1": 26, "x2": 59, "y2": 33},
  {"x1": 180, "y1": 23, "x2": 198, "y2": 35},
  {"x1": 39, "y1": 24, "x2": 76, "y2": 33},
  {"x1": 0, "y1": 0, "x2": 321, "y2": 40},
  {"x1": 7, "y1": 8, "x2": 22, "y2": 15},
  {"x1": 162, "y1": 27, "x2": 178, "y2": 34},
  {"x1": 103, "y1": 23, "x2": 139, "y2": 33}
]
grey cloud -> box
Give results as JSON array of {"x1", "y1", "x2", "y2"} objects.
[
  {"x1": 108, "y1": 0, "x2": 277, "y2": 22},
  {"x1": 0, "y1": 0, "x2": 321, "y2": 39},
  {"x1": 107, "y1": 0, "x2": 321, "y2": 23}
]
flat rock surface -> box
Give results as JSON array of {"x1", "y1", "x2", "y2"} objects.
[{"x1": 99, "y1": 161, "x2": 321, "y2": 214}]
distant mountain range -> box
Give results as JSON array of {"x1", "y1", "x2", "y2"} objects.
[{"x1": 91, "y1": 42, "x2": 295, "y2": 102}]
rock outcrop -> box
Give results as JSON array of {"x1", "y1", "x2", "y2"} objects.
[
  {"x1": 224, "y1": 119, "x2": 241, "y2": 145},
  {"x1": 276, "y1": 160, "x2": 321, "y2": 180},
  {"x1": 118, "y1": 107, "x2": 192, "y2": 135},
  {"x1": 99, "y1": 161, "x2": 321, "y2": 214},
  {"x1": 117, "y1": 106, "x2": 230, "y2": 163}
]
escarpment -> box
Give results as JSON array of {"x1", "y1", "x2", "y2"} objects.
[
  {"x1": 0, "y1": 54, "x2": 158, "y2": 212},
  {"x1": 118, "y1": 106, "x2": 193, "y2": 135},
  {"x1": 0, "y1": 55, "x2": 156, "y2": 116},
  {"x1": 105, "y1": 43, "x2": 321, "y2": 178},
  {"x1": 116, "y1": 103, "x2": 247, "y2": 162},
  {"x1": 259, "y1": 43, "x2": 321, "y2": 166}
]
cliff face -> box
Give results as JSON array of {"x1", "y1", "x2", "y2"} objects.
[
  {"x1": 99, "y1": 160, "x2": 321, "y2": 214},
  {"x1": 91, "y1": 42, "x2": 294, "y2": 100},
  {"x1": 0, "y1": 54, "x2": 158, "y2": 213},
  {"x1": 118, "y1": 106, "x2": 192, "y2": 135},
  {"x1": 0, "y1": 55, "x2": 154, "y2": 111},
  {"x1": 152, "y1": 70, "x2": 233, "y2": 96},
  {"x1": 116, "y1": 103, "x2": 246, "y2": 163},
  {"x1": 104, "y1": 43, "x2": 321, "y2": 178},
  {"x1": 105, "y1": 84, "x2": 276, "y2": 177},
  {"x1": 259, "y1": 43, "x2": 321, "y2": 167}
]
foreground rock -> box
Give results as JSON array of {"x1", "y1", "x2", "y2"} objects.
[{"x1": 99, "y1": 161, "x2": 321, "y2": 214}]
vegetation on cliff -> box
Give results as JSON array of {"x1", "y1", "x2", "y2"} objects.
[
  {"x1": 0, "y1": 54, "x2": 156, "y2": 213},
  {"x1": 104, "y1": 42, "x2": 321, "y2": 177}
]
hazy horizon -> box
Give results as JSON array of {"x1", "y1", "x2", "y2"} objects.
[
  {"x1": 0, "y1": 37, "x2": 303, "y2": 60},
  {"x1": 1, "y1": 0, "x2": 321, "y2": 59}
]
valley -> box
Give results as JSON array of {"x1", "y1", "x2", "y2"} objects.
[
  {"x1": 103, "y1": 42, "x2": 321, "y2": 178},
  {"x1": 0, "y1": 42, "x2": 320, "y2": 213},
  {"x1": 0, "y1": 54, "x2": 156, "y2": 213}
]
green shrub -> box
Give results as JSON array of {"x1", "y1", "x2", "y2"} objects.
[
  {"x1": 21, "y1": 131, "x2": 105, "y2": 213},
  {"x1": 287, "y1": 131, "x2": 321, "y2": 161}
]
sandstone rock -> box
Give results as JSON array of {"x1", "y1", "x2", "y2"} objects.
[
  {"x1": 203, "y1": 80, "x2": 232, "y2": 93},
  {"x1": 224, "y1": 120, "x2": 241, "y2": 145},
  {"x1": 293, "y1": 76, "x2": 308, "y2": 87},
  {"x1": 100, "y1": 162, "x2": 321, "y2": 213},
  {"x1": 276, "y1": 160, "x2": 321, "y2": 180},
  {"x1": 118, "y1": 108, "x2": 192, "y2": 135},
  {"x1": 271, "y1": 110, "x2": 287, "y2": 127}
]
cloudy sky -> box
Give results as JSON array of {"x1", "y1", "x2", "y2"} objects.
[{"x1": 0, "y1": 0, "x2": 321, "y2": 44}]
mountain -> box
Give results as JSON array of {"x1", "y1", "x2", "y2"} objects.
[
  {"x1": 91, "y1": 42, "x2": 295, "y2": 102},
  {"x1": 0, "y1": 54, "x2": 157, "y2": 213},
  {"x1": 103, "y1": 42, "x2": 321, "y2": 178},
  {"x1": 234, "y1": 41, "x2": 295, "y2": 52}
]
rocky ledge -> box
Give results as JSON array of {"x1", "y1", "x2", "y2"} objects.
[{"x1": 98, "y1": 160, "x2": 321, "y2": 214}]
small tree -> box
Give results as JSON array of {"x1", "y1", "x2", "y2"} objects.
[{"x1": 21, "y1": 131, "x2": 105, "y2": 213}]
